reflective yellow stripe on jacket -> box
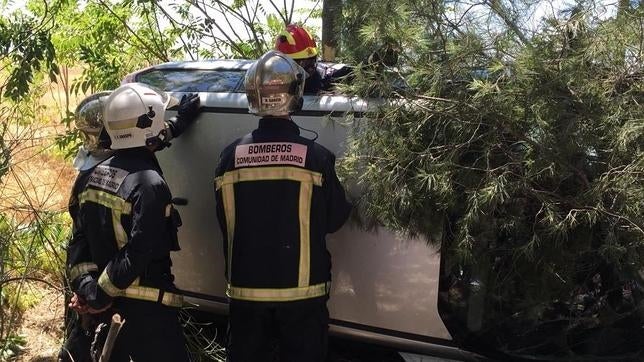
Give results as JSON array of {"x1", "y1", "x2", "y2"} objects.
[
  {"x1": 68, "y1": 262, "x2": 98, "y2": 282},
  {"x1": 98, "y1": 270, "x2": 183, "y2": 307},
  {"x1": 79, "y1": 189, "x2": 131, "y2": 249},
  {"x1": 227, "y1": 282, "x2": 331, "y2": 302},
  {"x1": 215, "y1": 166, "x2": 325, "y2": 302},
  {"x1": 215, "y1": 166, "x2": 323, "y2": 188}
]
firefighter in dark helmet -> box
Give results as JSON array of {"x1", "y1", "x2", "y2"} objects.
[
  {"x1": 214, "y1": 50, "x2": 352, "y2": 361},
  {"x1": 61, "y1": 83, "x2": 200, "y2": 362},
  {"x1": 59, "y1": 91, "x2": 114, "y2": 362}
]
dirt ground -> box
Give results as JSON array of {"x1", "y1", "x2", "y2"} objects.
[{"x1": 14, "y1": 285, "x2": 65, "y2": 362}]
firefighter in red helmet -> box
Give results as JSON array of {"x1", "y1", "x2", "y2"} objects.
[{"x1": 275, "y1": 23, "x2": 351, "y2": 95}]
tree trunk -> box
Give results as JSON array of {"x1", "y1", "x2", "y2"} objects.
[{"x1": 321, "y1": 0, "x2": 342, "y2": 61}]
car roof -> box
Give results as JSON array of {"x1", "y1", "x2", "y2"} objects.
[
  {"x1": 121, "y1": 59, "x2": 256, "y2": 88},
  {"x1": 145, "y1": 59, "x2": 255, "y2": 71}
]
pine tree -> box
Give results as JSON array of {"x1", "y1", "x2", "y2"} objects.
[{"x1": 339, "y1": 1, "x2": 644, "y2": 359}]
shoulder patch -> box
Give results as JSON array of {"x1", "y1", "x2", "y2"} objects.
[
  {"x1": 234, "y1": 142, "x2": 307, "y2": 168},
  {"x1": 87, "y1": 165, "x2": 129, "y2": 193}
]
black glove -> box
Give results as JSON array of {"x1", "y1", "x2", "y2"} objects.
[
  {"x1": 166, "y1": 93, "x2": 202, "y2": 138},
  {"x1": 76, "y1": 274, "x2": 113, "y2": 311}
]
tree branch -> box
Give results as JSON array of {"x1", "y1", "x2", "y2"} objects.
[
  {"x1": 0, "y1": 276, "x2": 63, "y2": 291},
  {"x1": 94, "y1": 0, "x2": 168, "y2": 61},
  {"x1": 484, "y1": 0, "x2": 529, "y2": 45}
]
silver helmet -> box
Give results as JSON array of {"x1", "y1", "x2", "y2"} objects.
[
  {"x1": 75, "y1": 91, "x2": 112, "y2": 153},
  {"x1": 244, "y1": 50, "x2": 305, "y2": 116}
]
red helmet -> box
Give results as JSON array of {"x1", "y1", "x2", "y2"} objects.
[{"x1": 275, "y1": 24, "x2": 318, "y2": 60}]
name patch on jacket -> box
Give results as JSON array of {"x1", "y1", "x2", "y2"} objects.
[
  {"x1": 235, "y1": 142, "x2": 307, "y2": 168},
  {"x1": 87, "y1": 165, "x2": 129, "y2": 193}
]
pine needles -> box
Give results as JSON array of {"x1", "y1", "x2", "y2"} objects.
[{"x1": 340, "y1": 1, "x2": 644, "y2": 359}]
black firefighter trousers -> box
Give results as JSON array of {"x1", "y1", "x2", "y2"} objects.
[
  {"x1": 60, "y1": 299, "x2": 189, "y2": 362},
  {"x1": 227, "y1": 297, "x2": 330, "y2": 362}
]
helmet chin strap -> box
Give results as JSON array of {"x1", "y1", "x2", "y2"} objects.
[{"x1": 145, "y1": 128, "x2": 172, "y2": 151}]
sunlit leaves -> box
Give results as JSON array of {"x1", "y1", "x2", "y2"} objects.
[{"x1": 0, "y1": 16, "x2": 57, "y2": 101}]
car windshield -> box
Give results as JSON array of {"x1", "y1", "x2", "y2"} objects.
[{"x1": 135, "y1": 69, "x2": 246, "y2": 93}]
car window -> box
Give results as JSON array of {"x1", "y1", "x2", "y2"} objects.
[{"x1": 135, "y1": 69, "x2": 246, "y2": 93}]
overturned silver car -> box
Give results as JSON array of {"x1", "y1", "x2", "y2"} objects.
[{"x1": 123, "y1": 59, "x2": 480, "y2": 361}]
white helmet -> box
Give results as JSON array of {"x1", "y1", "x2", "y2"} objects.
[
  {"x1": 102, "y1": 83, "x2": 171, "y2": 150},
  {"x1": 245, "y1": 50, "x2": 306, "y2": 116}
]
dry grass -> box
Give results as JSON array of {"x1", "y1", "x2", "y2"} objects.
[
  {"x1": 1, "y1": 68, "x2": 82, "y2": 219},
  {"x1": 0, "y1": 123, "x2": 75, "y2": 219},
  {"x1": 1, "y1": 148, "x2": 69, "y2": 358},
  {"x1": 1, "y1": 69, "x2": 84, "y2": 361}
]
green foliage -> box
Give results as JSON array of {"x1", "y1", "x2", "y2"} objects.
[
  {"x1": 340, "y1": 1, "x2": 424, "y2": 64},
  {"x1": 0, "y1": 210, "x2": 68, "y2": 359},
  {"x1": 0, "y1": 14, "x2": 58, "y2": 101},
  {"x1": 73, "y1": 44, "x2": 123, "y2": 94},
  {"x1": 341, "y1": 1, "x2": 644, "y2": 359},
  {"x1": 8, "y1": 212, "x2": 68, "y2": 275},
  {"x1": 0, "y1": 333, "x2": 26, "y2": 360},
  {"x1": 158, "y1": 0, "x2": 320, "y2": 59},
  {"x1": 43, "y1": 1, "x2": 146, "y2": 94},
  {"x1": 1, "y1": 284, "x2": 43, "y2": 312},
  {"x1": 1, "y1": 211, "x2": 68, "y2": 284},
  {"x1": 266, "y1": 14, "x2": 284, "y2": 35},
  {"x1": 54, "y1": 127, "x2": 82, "y2": 160},
  {"x1": 0, "y1": 124, "x2": 9, "y2": 185}
]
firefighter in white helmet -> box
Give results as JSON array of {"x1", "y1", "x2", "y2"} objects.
[
  {"x1": 68, "y1": 86, "x2": 199, "y2": 172},
  {"x1": 63, "y1": 83, "x2": 200, "y2": 361},
  {"x1": 214, "y1": 50, "x2": 351, "y2": 361}
]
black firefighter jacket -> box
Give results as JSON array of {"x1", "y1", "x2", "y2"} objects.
[
  {"x1": 304, "y1": 63, "x2": 352, "y2": 95},
  {"x1": 215, "y1": 117, "x2": 352, "y2": 303},
  {"x1": 66, "y1": 148, "x2": 182, "y2": 310}
]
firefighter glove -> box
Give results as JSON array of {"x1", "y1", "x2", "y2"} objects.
[{"x1": 166, "y1": 93, "x2": 202, "y2": 138}]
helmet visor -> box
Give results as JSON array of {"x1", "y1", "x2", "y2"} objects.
[{"x1": 75, "y1": 91, "x2": 112, "y2": 152}]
